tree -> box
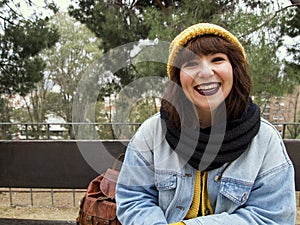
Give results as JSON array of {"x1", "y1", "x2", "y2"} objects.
[
  {"x1": 40, "y1": 12, "x2": 102, "y2": 139},
  {"x1": 281, "y1": 2, "x2": 300, "y2": 82},
  {"x1": 281, "y1": 63, "x2": 300, "y2": 138},
  {"x1": 279, "y1": 2, "x2": 300, "y2": 130},
  {"x1": 0, "y1": 0, "x2": 60, "y2": 96},
  {"x1": 0, "y1": 0, "x2": 60, "y2": 130},
  {"x1": 68, "y1": 0, "x2": 243, "y2": 86},
  {"x1": 285, "y1": 85, "x2": 300, "y2": 138},
  {"x1": 69, "y1": 0, "x2": 300, "y2": 129}
]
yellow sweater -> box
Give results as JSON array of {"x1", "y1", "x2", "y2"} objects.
[{"x1": 169, "y1": 171, "x2": 213, "y2": 225}]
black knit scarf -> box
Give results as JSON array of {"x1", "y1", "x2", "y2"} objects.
[{"x1": 160, "y1": 99, "x2": 261, "y2": 171}]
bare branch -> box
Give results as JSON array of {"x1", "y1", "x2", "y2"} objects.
[
  {"x1": 240, "y1": 3, "x2": 300, "y2": 38},
  {"x1": 154, "y1": 0, "x2": 167, "y2": 13},
  {"x1": 0, "y1": 14, "x2": 15, "y2": 25},
  {"x1": 290, "y1": 0, "x2": 300, "y2": 9}
]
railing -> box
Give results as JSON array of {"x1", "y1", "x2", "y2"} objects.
[
  {"x1": 272, "y1": 122, "x2": 300, "y2": 139},
  {"x1": 0, "y1": 122, "x2": 141, "y2": 140},
  {"x1": 0, "y1": 122, "x2": 300, "y2": 140},
  {"x1": 0, "y1": 187, "x2": 85, "y2": 208}
]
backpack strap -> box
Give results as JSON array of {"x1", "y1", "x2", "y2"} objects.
[{"x1": 112, "y1": 153, "x2": 125, "y2": 171}]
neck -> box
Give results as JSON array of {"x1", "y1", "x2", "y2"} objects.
[{"x1": 196, "y1": 108, "x2": 212, "y2": 129}]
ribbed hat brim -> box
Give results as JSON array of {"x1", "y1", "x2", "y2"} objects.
[{"x1": 167, "y1": 23, "x2": 245, "y2": 78}]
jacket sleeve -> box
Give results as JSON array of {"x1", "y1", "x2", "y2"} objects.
[
  {"x1": 183, "y1": 158, "x2": 296, "y2": 225},
  {"x1": 116, "y1": 141, "x2": 168, "y2": 225}
]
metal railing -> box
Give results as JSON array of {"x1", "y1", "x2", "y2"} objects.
[
  {"x1": 0, "y1": 122, "x2": 141, "y2": 140},
  {"x1": 272, "y1": 122, "x2": 300, "y2": 139},
  {"x1": 0, "y1": 187, "x2": 85, "y2": 208},
  {"x1": 0, "y1": 122, "x2": 300, "y2": 140}
]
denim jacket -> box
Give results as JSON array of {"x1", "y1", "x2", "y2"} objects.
[{"x1": 116, "y1": 113, "x2": 296, "y2": 225}]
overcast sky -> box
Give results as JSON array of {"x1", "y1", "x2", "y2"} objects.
[
  {"x1": 16, "y1": 0, "x2": 297, "y2": 54},
  {"x1": 18, "y1": 0, "x2": 293, "y2": 17},
  {"x1": 18, "y1": 0, "x2": 71, "y2": 18}
]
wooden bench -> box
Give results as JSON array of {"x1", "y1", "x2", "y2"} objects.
[
  {"x1": 0, "y1": 140, "x2": 127, "y2": 225},
  {"x1": 0, "y1": 139, "x2": 299, "y2": 224}
]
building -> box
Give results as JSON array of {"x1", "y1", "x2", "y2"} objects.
[{"x1": 261, "y1": 85, "x2": 300, "y2": 138}]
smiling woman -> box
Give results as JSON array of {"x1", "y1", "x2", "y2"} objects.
[
  {"x1": 179, "y1": 51, "x2": 233, "y2": 121},
  {"x1": 161, "y1": 36, "x2": 251, "y2": 132},
  {"x1": 115, "y1": 23, "x2": 296, "y2": 225}
]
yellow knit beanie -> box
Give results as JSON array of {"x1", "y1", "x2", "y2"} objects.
[{"x1": 167, "y1": 23, "x2": 246, "y2": 78}]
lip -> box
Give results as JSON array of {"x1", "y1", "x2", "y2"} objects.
[{"x1": 194, "y1": 82, "x2": 221, "y2": 96}]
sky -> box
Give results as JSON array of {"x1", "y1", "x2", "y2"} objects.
[
  {"x1": 16, "y1": 0, "x2": 299, "y2": 59},
  {"x1": 19, "y1": 0, "x2": 292, "y2": 17},
  {"x1": 18, "y1": 0, "x2": 71, "y2": 18}
]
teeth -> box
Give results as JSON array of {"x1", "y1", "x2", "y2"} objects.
[{"x1": 196, "y1": 83, "x2": 218, "y2": 91}]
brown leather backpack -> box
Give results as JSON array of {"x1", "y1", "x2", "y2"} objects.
[{"x1": 76, "y1": 154, "x2": 124, "y2": 225}]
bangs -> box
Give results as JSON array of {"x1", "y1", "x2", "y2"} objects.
[{"x1": 175, "y1": 35, "x2": 232, "y2": 67}]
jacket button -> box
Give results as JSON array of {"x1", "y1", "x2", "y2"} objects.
[
  {"x1": 185, "y1": 173, "x2": 192, "y2": 177},
  {"x1": 205, "y1": 209, "x2": 210, "y2": 215},
  {"x1": 214, "y1": 175, "x2": 220, "y2": 181},
  {"x1": 241, "y1": 193, "x2": 247, "y2": 202}
]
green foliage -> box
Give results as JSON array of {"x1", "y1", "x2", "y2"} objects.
[
  {"x1": 283, "y1": 62, "x2": 300, "y2": 94},
  {"x1": 129, "y1": 97, "x2": 160, "y2": 123},
  {"x1": 69, "y1": 0, "x2": 149, "y2": 51},
  {"x1": 248, "y1": 41, "x2": 282, "y2": 102},
  {"x1": 7, "y1": 0, "x2": 300, "y2": 137},
  {"x1": 285, "y1": 123, "x2": 300, "y2": 139},
  {"x1": 69, "y1": 0, "x2": 295, "y2": 120},
  {"x1": 0, "y1": 1, "x2": 60, "y2": 96},
  {"x1": 41, "y1": 13, "x2": 102, "y2": 138},
  {"x1": 277, "y1": 3, "x2": 300, "y2": 124},
  {"x1": 0, "y1": 98, "x2": 10, "y2": 138},
  {"x1": 68, "y1": 0, "x2": 248, "y2": 105},
  {"x1": 279, "y1": 4, "x2": 299, "y2": 88},
  {"x1": 282, "y1": 6, "x2": 300, "y2": 39}
]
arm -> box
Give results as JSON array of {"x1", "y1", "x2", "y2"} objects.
[
  {"x1": 186, "y1": 163, "x2": 295, "y2": 225},
  {"x1": 182, "y1": 120, "x2": 297, "y2": 225},
  {"x1": 116, "y1": 143, "x2": 168, "y2": 225}
]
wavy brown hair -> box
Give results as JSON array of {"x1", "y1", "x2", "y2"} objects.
[{"x1": 161, "y1": 35, "x2": 252, "y2": 128}]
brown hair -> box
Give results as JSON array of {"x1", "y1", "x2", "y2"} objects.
[{"x1": 161, "y1": 35, "x2": 252, "y2": 128}]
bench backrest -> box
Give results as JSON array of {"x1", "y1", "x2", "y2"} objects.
[
  {"x1": 283, "y1": 140, "x2": 300, "y2": 191},
  {"x1": 0, "y1": 140, "x2": 127, "y2": 189},
  {"x1": 0, "y1": 140, "x2": 299, "y2": 190}
]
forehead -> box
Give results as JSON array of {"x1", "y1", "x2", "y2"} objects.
[{"x1": 176, "y1": 35, "x2": 229, "y2": 64}]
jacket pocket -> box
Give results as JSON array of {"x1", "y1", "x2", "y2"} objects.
[
  {"x1": 154, "y1": 171, "x2": 177, "y2": 212},
  {"x1": 155, "y1": 171, "x2": 177, "y2": 190},
  {"x1": 219, "y1": 178, "x2": 253, "y2": 206}
]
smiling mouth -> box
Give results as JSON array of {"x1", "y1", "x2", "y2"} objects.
[{"x1": 194, "y1": 82, "x2": 221, "y2": 96}]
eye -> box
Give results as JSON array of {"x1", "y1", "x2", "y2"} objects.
[
  {"x1": 212, "y1": 56, "x2": 225, "y2": 62},
  {"x1": 182, "y1": 61, "x2": 199, "y2": 68}
]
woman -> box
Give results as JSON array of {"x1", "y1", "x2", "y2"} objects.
[{"x1": 116, "y1": 23, "x2": 296, "y2": 225}]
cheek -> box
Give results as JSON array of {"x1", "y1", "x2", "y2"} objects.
[
  {"x1": 226, "y1": 73, "x2": 233, "y2": 87},
  {"x1": 224, "y1": 75, "x2": 233, "y2": 98},
  {"x1": 222, "y1": 67, "x2": 233, "y2": 87},
  {"x1": 180, "y1": 72, "x2": 194, "y2": 88}
]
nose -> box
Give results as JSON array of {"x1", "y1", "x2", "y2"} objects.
[{"x1": 197, "y1": 61, "x2": 214, "y2": 78}]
